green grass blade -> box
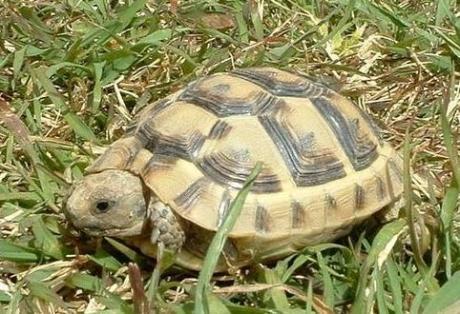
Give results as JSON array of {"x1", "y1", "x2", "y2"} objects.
[
  {"x1": 0, "y1": 240, "x2": 40, "y2": 263},
  {"x1": 317, "y1": 252, "x2": 334, "y2": 309},
  {"x1": 104, "y1": 237, "x2": 146, "y2": 265},
  {"x1": 0, "y1": 191, "x2": 42, "y2": 202},
  {"x1": 29, "y1": 66, "x2": 97, "y2": 141},
  {"x1": 263, "y1": 268, "x2": 291, "y2": 312},
  {"x1": 385, "y1": 256, "x2": 404, "y2": 314},
  {"x1": 63, "y1": 112, "x2": 98, "y2": 142},
  {"x1": 88, "y1": 248, "x2": 123, "y2": 272},
  {"x1": 435, "y1": 0, "x2": 454, "y2": 26},
  {"x1": 65, "y1": 273, "x2": 102, "y2": 292},
  {"x1": 432, "y1": 26, "x2": 460, "y2": 58},
  {"x1": 136, "y1": 29, "x2": 173, "y2": 46},
  {"x1": 403, "y1": 130, "x2": 427, "y2": 273},
  {"x1": 351, "y1": 219, "x2": 406, "y2": 314},
  {"x1": 194, "y1": 162, "x2": 262, "y2": 314},
  {"x1": 31, "y1": 216, "x2": 67, "y2": 260},
  {"x1": 440, "y1": 80, "x2": 460, "y2": 188},
  {"x1": 206, "y1": 293, "x2": 231, "y2": 314},
  {"x1": 12, "y1": 46, "x2": 26, "y2": 82},
  {"x1": 441, "y1": 185, "x2": 459, "y2": 279},
  {"x1": 423, "y1": 271, "x2": 460, "y2": 314},
  {"x1": 412, "y1": 260, "x2": 439, "y2": 314},
  {"x1": 28, "y1": 281, "x2": 67, "y2": 309},
  {"x1": 146, "y1": 243, "x2": 176, "y2": 311},
  {"x1": 91, "y1": 62, "x2": 105, "y2": 114},
  {"x1": 249, "y1": 1, "x2": 264, "y2": 41},
  {"x1": 374, "y1": 267, "x2": 389, "y2": 314}
]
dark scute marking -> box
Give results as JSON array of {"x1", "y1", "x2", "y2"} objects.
[
  {"x1": 222, "y1": 240, "x2": 240, "y2": 263},
  {"x1": 258, "y1": 106, "x2": 346, "y2": 186},
  {"x1": 354, "y1": 104, "x2": 384, "y2": 146},
  {"x1": 178, "y1": 77, "x2": 279, "y2": 117},
  {"x1": 124, "y1": 122, "x2": 138, "y2": 137},
  {"x1": 212, "y1": 83, "x2": 230, "y2": 93},
  {"x1": 92, "y1": 137, "x2": 142, "y2": 170},
  {"x1": 147, "y1": 98, "x2": 173, "y2": 117},
  {"x1": 133, "y1": 99, "x2": 173, "y2": 140},
  {"x1": 124, "y1": 139, "x2": 143, "y2": 167},
  {"x1": 255, "y1": 205, "x2": 270, "y2": 232},
  {"x1": 88, "y1": 149, "x2": 111, "y2": 171},
  {"x1": 142, "y1": 154, "x2": 179, "y2": 176},
  {"x1": 354, "y1": 183, "x2": 365, "y2": 210},
  {"x1": 174, "y1": 177, "x2": 211, "y2": 211},
  {"x1": 387, "y1": 158, "x2": 403, "y2": 183},
  {"x1": 136, "y1": 121, "x2": 205, "y2": 160},
  {"x1": 231, "y1": 68, "x2": 332, "y2": 98},
  {"x1": 311, "y1": 97, "x2": 378, "y2": 170},
  {"x1": 134, "y1": 98, "x2": 172, "y2": 144},
  {"x1": 208, "y1": 120, "x2": 232, "y2": 140},
  {"x1": 254, "y1": 95, "x2": 284, "y2": 115},
  {"x1": 375, "y1": 175, "x2": 386, "y2": 201},
  {"x1": 198, "y1": 152, "x2": 282, "y2": 193},
  {"x1": 135, "y1": 120, "x2": 157, "y2": 151},
  {"x1": 291, "y1": 200, "x2": 305, "y2": 229},
  {"x1": 325, "y1": 193, "x2": 337, "y2": 209},
  {"x1": 154, "y1": 131, "x2": 206, "y2": 160}
]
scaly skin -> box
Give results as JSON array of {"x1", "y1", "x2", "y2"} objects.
[{"x1": 148, "y1": 200, "x2": 185, "y2": 252}]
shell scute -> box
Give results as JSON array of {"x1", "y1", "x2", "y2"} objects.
[
  {"x1": 310, "y1": 96, "x2": 379, "y2": 170},
  {"x1": 258, "y1": 97, "x2": 348, "y2": 186},
  {"x1": 178, "y1": 74, "x2": 278, "y2": 117}
]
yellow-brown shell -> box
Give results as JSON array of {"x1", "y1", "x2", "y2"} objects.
[{"x1": 88, "y1": 67, "x2": 403, "y2": 263}]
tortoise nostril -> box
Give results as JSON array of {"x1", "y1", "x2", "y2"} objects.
[{"x1": 96, "y1": 201, "x2": 110, "y2": 213}]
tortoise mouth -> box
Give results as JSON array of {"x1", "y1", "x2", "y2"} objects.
[{"x1": 80, "y1": 220, "x2": 146, "y2": 238}]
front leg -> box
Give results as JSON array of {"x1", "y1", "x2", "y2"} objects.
[{"x1": 148, "y1": 200, "x2": 185, "y2": 252}]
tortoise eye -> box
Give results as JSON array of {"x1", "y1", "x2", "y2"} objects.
[{"x1": 95, "y1": 200, "x2": 112, "y2": 213}]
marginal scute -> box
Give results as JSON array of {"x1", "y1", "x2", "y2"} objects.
[
  {"x1": 375, "y1": 175, "x2": 386, "y2": 200},
  {"x1": 291, "y1": 201, "x2": 305, "y2": 229},
  {"x1": 88, "y1": 137, "x2": 144, "y2": 173},
  {"x1": 232, "y1": 67, "x2": 332, "y2": 97},
  {"x1": 387, "y1": 157, "x2": 403, "y2": 183},
  {"x1": 255, "y1": 205, "x2": 270, "y2": 233},
  {"x1": 325, "y1": 193, "x2": 337, "y2": 209},
  {"x1": 354, "y1": 183, "x2": 365, "y2": 210},
  {"x1": 311, "y1": 97, "x2": 378, "y2": 170}
]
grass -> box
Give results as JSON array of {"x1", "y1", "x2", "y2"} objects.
[{"x1": 0, "y1": 0, "x2": 459, "y2": 312}]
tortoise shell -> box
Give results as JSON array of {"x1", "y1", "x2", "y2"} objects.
[{"x1": 87, "y1": 67, "x2": 403, "y2": 267}]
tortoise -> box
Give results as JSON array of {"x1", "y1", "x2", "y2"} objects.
[{"x1": 64, "y1": 67, "x2": 404, "y2": 271}]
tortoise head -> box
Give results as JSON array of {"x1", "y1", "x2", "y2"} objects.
[{"x1": 64, "y1": 169, "x2": 148, "y2": 238}]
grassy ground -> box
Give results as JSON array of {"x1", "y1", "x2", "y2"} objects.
[{"x1": 0, "y1": 0, "x2": 459, "y2": 313}]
